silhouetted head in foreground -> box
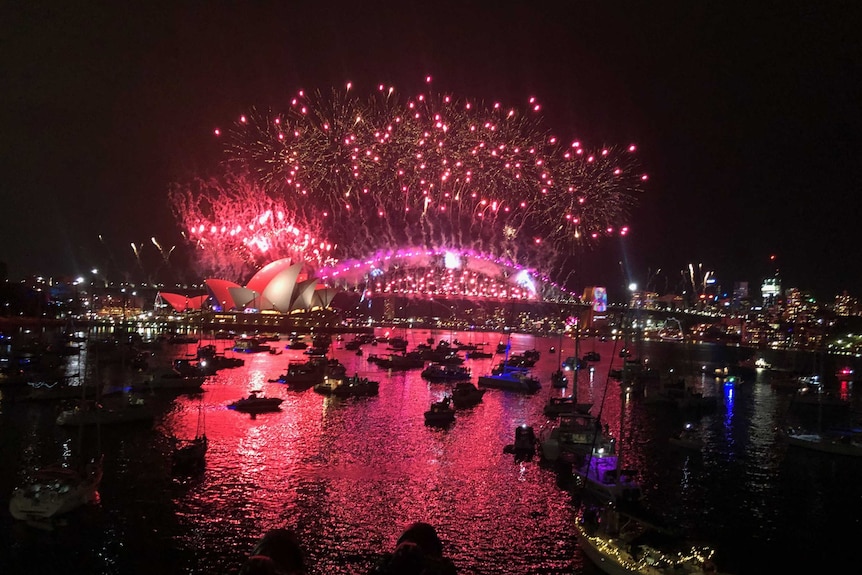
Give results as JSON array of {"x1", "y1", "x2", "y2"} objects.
[
  {"x1": 241, "y1": 528, "x2": 306, "y2": 575},
  {"x1": 369, "y1": 522, "x2": 457, "y2": 574}
]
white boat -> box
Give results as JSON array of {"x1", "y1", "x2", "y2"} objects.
[
  {"x1": 477, "y1": 366, "x2": 541, "y2": 393},
  {"x1": 576, "y1": 500, "x2": 722, "y2": 575},
  {"x1": 783, "y1": 427, "x2": 862, "y2": 457},
  {"x1": 9, "y1": 456, "x2": 104, "y2": 523}
]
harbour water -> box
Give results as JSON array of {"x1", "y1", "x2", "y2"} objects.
[{"x1": 1, "y1": 328, "x2": 861, "y2": 574}]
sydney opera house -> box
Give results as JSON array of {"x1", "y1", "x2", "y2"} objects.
[{"x1": 157, "y1": 258, "x2": 338, "y2": 315}]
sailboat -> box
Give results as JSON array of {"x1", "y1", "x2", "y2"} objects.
[
  {"x1": 573, "y1": 312, "x2": 726, "y2": 575},
  {"x1": 550, "y1": 328, "x2": 568, "y2": 389},
  {"x1": 8, "y1": 452, "x2": 104, "y2": 524},
  {"x1": 10, "y1": 334, "x2": 104, "y2": 525},
  {"x1": 782, "y1": 347, "x2": 862, "y2": 456},
  {"x1": 172, "y1": 401, "x2": 208, "y2": 471}
]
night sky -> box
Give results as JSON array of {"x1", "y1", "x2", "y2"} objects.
[{"x1": 2, "y1": 2, "x2": 861, "y2": 301}]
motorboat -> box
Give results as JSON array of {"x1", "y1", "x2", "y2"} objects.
[
  {"x1": 232, "y1": 337, "x2": 272, "y2": 353},
  {"x1": 668, "y1": 422, "x2": 704, "y2": 451},
  {"x1": 477, "y1": 366, "x2": 541, "y2": 394},
  {"x1": 550, "y1": 369, "x2": 568, "y2": 389},
  {"x1": 542, "y1": 395, "x2": 593, "y2": 417},
  {"x1": 573, "y1": 449, "x2": 643, "y2": 505},
  {"x1": 387, "y1": 351, "x2": 425, "y2": 370},
  {"x1": 132, "y1": 367, "x2": 206, "y2": 392},
  {"x1": 315, "y1": 374, "x2": 380, "y2": 398},
  {"x1": 643, "y1": 376, "x2": 717, "y2": 411},
  {"x1": 450, "y1": 381, "x2": 486, "y2": 409},
  {"x1": 424, "y1": 396, "x2": 456, "y2": 426},
  {"x1": 539, "y1": 412, "x2": 613, "y2": 463},
  {"x1": 271, "y1": 358, "x2": 328, "y2": 388},
  {"x1": 583, "y1": 351, "x2": 601, "y2": 362},
  {"x1": 465, "y1": 349, "x2": 493, "y2": 359},
  {"x1": 782, "y1": 426, "x2": 862, "y2": 457},
  {"x1": 228, "y1": 391, "x2": 283, "y2": 413},
  {"x1": 420, "y1": 363, "x2": 470, "y2": 382},
  {"x1": 504, "y1": 424, "x2": 537, "y2": 459},
  {"x1": 56, "y1": 396, "x2": 155, "y2": 427},
  {"x1": 9, "y1": 456, "x2": 104, "y2": 523}
]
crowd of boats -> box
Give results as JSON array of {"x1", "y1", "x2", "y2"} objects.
[{"x1": 3, "y1": 323, "x2": 861, "y2": 574}]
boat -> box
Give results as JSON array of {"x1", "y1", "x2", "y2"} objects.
[
  {"x1": 228, "y1": 391, "x2": 283, "y2": 413},
  {"x1": 285, "y1": 338, "x2": 308, "y2": 350},
  {"x1": 133, "y1": 366, "x2": 206, "y2": 393},
  {"x1": 789, "y1": 386, "x2": 851, "y2": 410},
  {"x1": 465, "y1": 349, "x2": 493, "y2": 359},
  {"x1": 477, "y1": 366, "x2": 541, "y2": 394},
  {"x1": 583, "y1": 351, "x2": 601, "y2": 362},
  {"x1": 543, "y1": 395, "x2": 593, "y2": 417},
  {"x1": 782, "y1": 426, "x2": 862, "y2": 457},
  {"x1": 668, "y1": 422, "x2": 704, "y2": 451},
  {"x1": 575, "y1": 318, "x2": 726, "y2": 575},
  {"x1": 576, "y1": 498, "x2": 722, "y2": 575},
  {"x1": 196, "y1": 344, "x2": 245, "y2": 372},
  {"x1": 657, "y1": 318, "x2": 685, "y2": 342},
  {"x1": 232, "y1": 337, "x2": 272, "y2": 353},
  {"x1": 643, "y1": 374, "x2": 718, "y2": 411},
  {"x1": 271, "y1": 357, "x2": 328, "y2": 388},
  {"x1": 387, "y1": 351, "x2": 426, "y2": 370},
  {"x1": 450, "y1": 381, "x2": 486, "y2": 409},
  {"x1": 424, "y1": 396, "x2": 456, "y2": 426},
  {"x1": 550, "y1": 369, "x2": 568, "y2": 388},
  {"x1": 539, "y1": 412, "x2": 614, "y2": 463},
  {"x1": 9, "y1": 455, "x2": 104, "y2": 524},
  {"x1": 172, "y1": 403, "x2": 208, "y2": 471},
  {"x1": 420, "y1": 363, "x2": 470, "y2": 382},
  {"x1": 56, "y1": 395, "x2": 156, "y2": 426},
  {"x1": 573, "y1": 447, "x2": 644, "y2": 505},
  {"x1": 315, "y1": 374, "x2": 380, "y2": 398},
  {"x1": 504, "y1": 424, "x2": 537, "y2": 459}
]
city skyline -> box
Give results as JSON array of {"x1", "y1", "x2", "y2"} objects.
[{"x1": 2, "y1": 2, "x2": 861, "y2": 300}]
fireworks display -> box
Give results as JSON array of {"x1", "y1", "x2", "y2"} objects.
[{"x1": 170, "y1": 78, "x2": 646, "y2": 287}]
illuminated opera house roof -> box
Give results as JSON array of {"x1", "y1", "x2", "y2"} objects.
[{"x1": 158, "y1": 259, "x2": 338, "y2": 314}]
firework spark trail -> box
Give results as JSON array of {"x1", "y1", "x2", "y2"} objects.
[
  {"x1": 168, "y1": 172, "x2": 335, "y2": 280},
  {"x1": 171, "y1": 79, "x2": 646, "y2": 284}
]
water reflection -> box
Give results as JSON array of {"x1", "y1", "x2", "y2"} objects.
[{"x1": 1, "y1": 329, "x2": 861, "y2": 574}]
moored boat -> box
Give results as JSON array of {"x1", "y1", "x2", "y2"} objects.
[
  {"x1": 782, "y1": 426, "x2": 862, "y2": 457},
  {"x1": 228, "y1": 391, "x2": 283, "y2": 413},
  {"x1": 9, "y1": 456, "x2": 104, "y2": 524},
  {"x1": 421, "y1": 363, "x2": 470, "y2": 382},
  {"x1": 315, "y1": 374, "x2": 380, "y2": 398},
  {"x1": 424, "y1": 396, "x2": 456, "y2": 426},
  {"x1": 477, "y1": 366, "x2": 541, "y2": 394},
  {"x1": 450, "y1": 381, "x2": 486, "y2": 409}
]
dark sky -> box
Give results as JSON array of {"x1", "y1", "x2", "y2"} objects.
[{"x1": 2, "y1": 2, "x2": 861, "y2": 300}]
